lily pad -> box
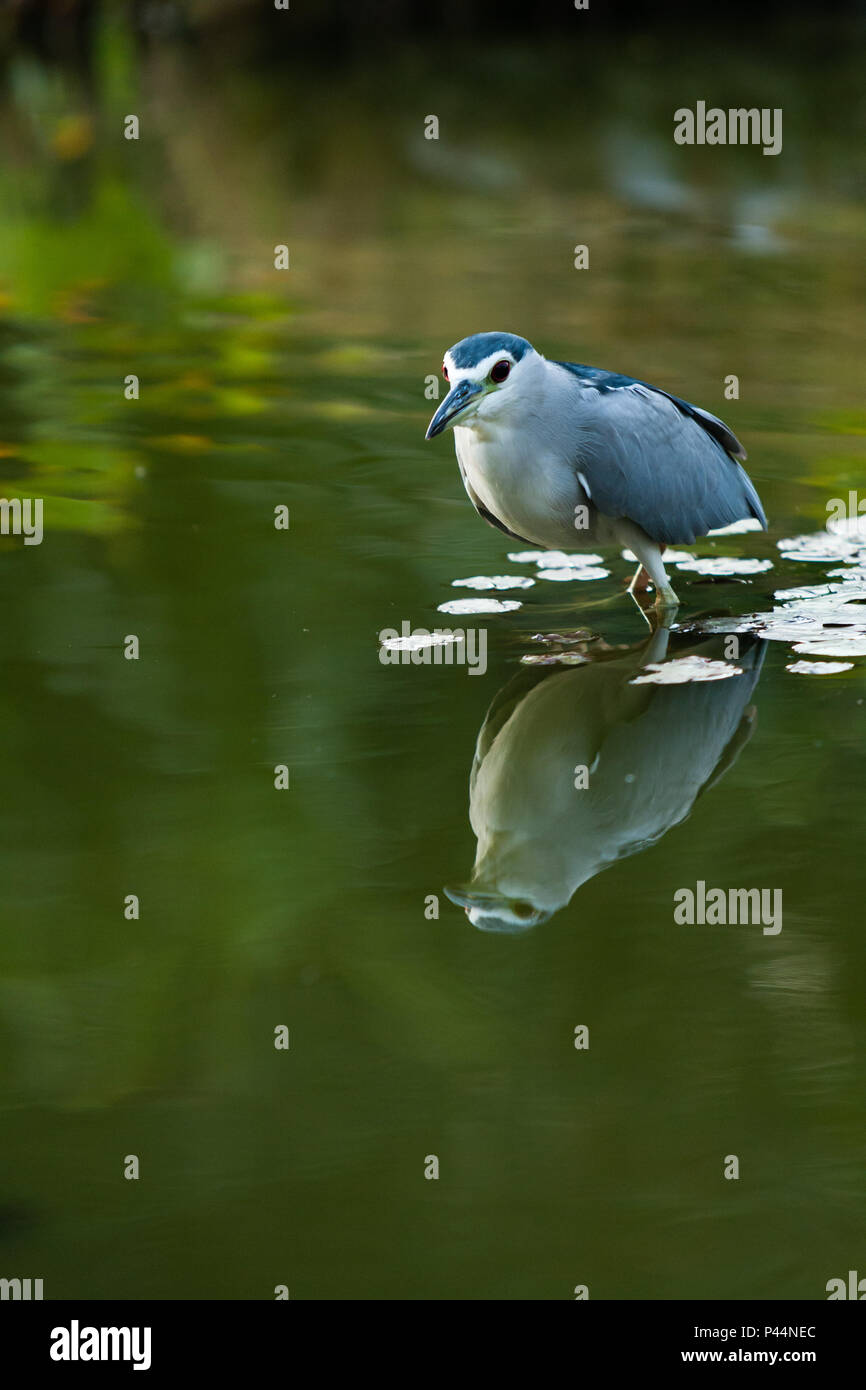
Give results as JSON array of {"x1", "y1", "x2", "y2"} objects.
[
  {"x1": 786, "y1": 660, "x2": 854, "y2": 675},
  {"x1": 507, "y1": 549, "x2": 605, "y2": 568},
  {"x1": 451, "y1": 574, "x2": 535, "y2": 591},
  {"x1": 630, "y1": 655, "x2": 744, "y2": 685},
  {"x1": 536, "y1": 566, "x2": 609, "y2": 582},
  {"x1": 674, "y1": 556, "x2": 773, "y2": 577},
  {"x1": 437, "y1": 597, "x2": 522, "y2": 615}
]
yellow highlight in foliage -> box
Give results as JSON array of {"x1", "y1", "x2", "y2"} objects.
[
  {"x1": 52, "y1": 115, "x2": 95, "y2": 161},
  {"x1": 54, "y1": 281, "x2": 106, "y2": 324},
  {"x1": 177, "y1": 372, "x2": 213, "y2": 392},
  {"x1": 314, "y1": 400, "x2": 379, "y2": 422},
  {"x1": 317, "y1": 344, "x2": 389, "y2": 373},
  {"x1": 151, "y1": 434, "x2": 212, "y2": 453}
]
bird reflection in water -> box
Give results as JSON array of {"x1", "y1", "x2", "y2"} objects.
[{"x1": 445, "y1": 627, "x2": 766, "y2": 933}]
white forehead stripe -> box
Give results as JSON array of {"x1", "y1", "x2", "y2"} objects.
[{"x1": 444, "y1": 349, "x2": 527, "y2": 382}]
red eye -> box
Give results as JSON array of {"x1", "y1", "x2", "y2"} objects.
[
  {"x1": 442, "y1": 363, "x2": 449, "y2": 381},
  {"x1": 490, "y1": 359, "x2": 511, "y2": 383}
]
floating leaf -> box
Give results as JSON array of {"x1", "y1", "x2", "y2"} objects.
[
  {"x1": 777, "y1": 530, "x2": 865, "y2": 563},
  {"x1": 381, "y1": 633, "x2": 460, "y2": 653},
  {"x1": 437, "y1": 598, "x2": 522, "y2": 615},
  {"x1": 630, "y1": 656, "x2": 743, "y2": 685},
  {"x1": 622, "y1": 548, "x2": 695, "y2": 564},
  {"x1": 787, "y1": 660, "x2": 854, "y2": 675},
  {"x1": 792, "y1": 636, "x2": 866, "y2": 657},
  {"x1": 520, "y1": 652, "x2": 588, "y2": 666},
  {"x1": 537, "y1": 566, "x2": 609, "y2": 582},
  {"x1": 451, "y1": 574, "x2": 535, "y2": 591},
  {"x1": 508, "y1": 549, "x2": 604, "y2": 567},
  {"x1": 675, "y1": 556, "x2": 773, "y2": 576}
]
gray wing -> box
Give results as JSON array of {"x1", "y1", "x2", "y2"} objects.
[{"x1": 556, "y1": 364, "x2": 767, "y2": 546}]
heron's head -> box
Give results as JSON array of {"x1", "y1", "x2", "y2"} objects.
[
  {"x1": 444, "y1": 883, "x2": 551, "y2": 934},
  {"x1": 425, "y1": 331, "x2": 540, "y2": 439}
]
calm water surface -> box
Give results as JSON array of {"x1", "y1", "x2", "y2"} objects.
[{"x1": 0, "y1": 21, "x2": 864, "y2": 1298}]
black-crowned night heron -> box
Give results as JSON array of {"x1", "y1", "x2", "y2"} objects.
[{"x1": 425, "y1": 332, "x2": 767, "y2": 608}]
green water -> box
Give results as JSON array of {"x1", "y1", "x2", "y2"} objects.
[{"x1": 0, "y1": 16, "x2": 865, "y2": 1299}]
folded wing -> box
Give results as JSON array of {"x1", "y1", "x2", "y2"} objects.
[{"x1": 555, "y1": 363, "x2": 767, "y2": 546}]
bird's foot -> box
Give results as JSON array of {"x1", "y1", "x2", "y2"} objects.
[
  {"x1": 626, "y1": 582, "x2": 680, "y2": 630},
  {"x1": 653, "y1": 584, "x2": 680, "y2": 612}
]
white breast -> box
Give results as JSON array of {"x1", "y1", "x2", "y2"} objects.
[{"x1": 456, "y1": 421, "x2": 589, "y2": 550}]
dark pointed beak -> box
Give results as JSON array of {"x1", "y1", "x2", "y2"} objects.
[
  {"x1": 444, "y1": 884, "x2": 498, "y2": 910},
  {"x1": 425, "y1": 380, "x2": 483, "y2": 439}
]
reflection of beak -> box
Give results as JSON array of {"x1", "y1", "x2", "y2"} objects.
[
  {"x1": 444, "y1": 884, "x2": 498, "y2": 910},
  {"x1": 425, "y1": 380, "x2": 483, "y2": 439},
  {"x1": 444, "y1": 885, "x2": 550, "y2": 934}
]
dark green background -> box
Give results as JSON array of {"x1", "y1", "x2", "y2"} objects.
[{"x1": 0, "y1": 2, "x2": 863, "y2": 1299}]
